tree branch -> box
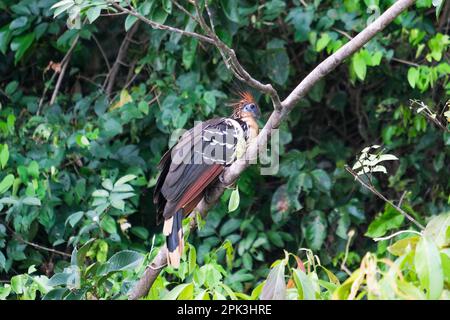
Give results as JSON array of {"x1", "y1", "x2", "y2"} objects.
[
  {"x1": 127, "y1": 0, "x2": 416, "y2": 299},
  {"x1": 110, "y1": 2, "x2": 215, "y2": 45}
]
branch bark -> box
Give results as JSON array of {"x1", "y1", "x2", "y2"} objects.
[{"x1": 127, "y1": 0, "x2": 416, "y2": 299}]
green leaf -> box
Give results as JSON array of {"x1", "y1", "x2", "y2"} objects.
[
  {"x1": 182, "y1": 38, "x2": 198, "y2": 70},
  {"x1": 162, "y1": 0, "x2": 172, "y2": 13},
  {"x1": 365, "y1": 205, "x2": 405, "y2": 238},
  {"x1": 130, "y1": 227, "x2": 149, "y2": 240},
  {"x1": 11, "y1": 275, "x2": 25, "y2": 294},
  {"x1": 110, "y1": 198, "x2": 125, "y2": 211},
  {"x1": 138, "y1": 101, "x2": 149, "y2": 115},
  {"x1": 124, "y1": 15, "x2": 138, "y2": 32},
  {"x1": 76, "y1": 239, "x2": 96, "y2": 267},
  {"x1": 9, "y1": 17, "x2": 28, "y2": 30},
  {"x1": 301, "y1": 210, "x2": 327, "y2": 250},
  {"x1": 22, "y1": 196, "x2": 41, "y2": 206},
  {"x1": 441, "y1": 251, "x2": 450, "y2": 285},
  {"x1": 188, "y1": 245, "x2": 196, "y2": 274},
  {"x1": 163, "y1": 283, "x2": 194, "y2": 300},
  {"x1": 407, "y1": 67, "x2": 419, "y2": 88},
  {"x1": 86, "y1": 6, "x2": 101, "y2": 24},
  {"x1": 115, "y1": 174, "x2": 137, "y2": 187},
  {"x1": 96, "y1": 240, "x2": 108, "y2": 263},
  {"x1": 311, "y1": 169, "x2": 331, "y2": 192},
  {"x1": 76, "y1": 134, "x2": 90, "y2": 147},
  {"x1": 352, "y1": 52, "x2": 367, "y2": 80},
  {"x1": 10, "y1": 32, "x2": 35, "y2": 63},
  {"x1": 220, "y1": 218, "x2": 241, "y2": 236},
  {"x1": 267, "y1": 231, "x2": 284, "y2": 247},
  {"x1": 100, "y1": 215, "x2": 117, "y2": 234},
  {"x1": 220, "y1": 0, "x2": 239, "y2": 22},
  {"x1": 0, "y1": 144, "x2": 9, "y2": 169},
  {"x1": 260, "y1": 259, "x2": 286, "y2": 300},
  {"x1": 369, "y1": 51, "x2": 383, "y2": 66},
  {"x1": 203, "y1": 91, "x2": 217, "y2": 114},
  {"x1": 292, "y1": 269, "x2": 316, "y2": 300},
  {"x1": 415, "y1": 236, "x2": 444, "y2": 299},
  {"x1": 42, "y1": 288, "x2": 69, "y2": 300},
  {"x1": 279, "y1": 150, "x2": 306, "y2": 177},
  {"x1": 0, "y1": 251, "x2": 5, "y2": 270},
  {"x1": 308, "y1": 80, "x2": 325, "y2": 102},
  {"x1": 423, "y1": 212, "x2": 450, "y2": 248},
  {"x1": 48, "y1": 272, "x2": 71, "y2": 287},
  {"x1": 388, "y1": 236, "x2": 420, "y2": 256},
  {"x1": 0, "y1": 284, "x2": 11, "y2": 299},
  {"x1": 264, "y1": 41, "x2": 290, "y2": 85},
  {"x1": 0, "y1": 174, "x2": 15, "y2": 194},
  {"x1": 228, "y1": 187, "x2": 240, "y2": 212},
  {"x1": 112, "y1": 184, "x2": 133, "y2": 192},
  {"x1": 316, "y1": 33, "x2": 331, "y2": 52},
  {"x1": 92, "y1": 189, "x2": 109, "y2": 197},
  {"x1": 151, "y1": 8, "x2": 168, "y2": 24},
  {"x1": 103, "y1": 250, "x2": 144, "y2": 274},
  {"x1": 27, "y1": 161, "x2": 39, "y2": 178},
  {"x1": 0, "y1": 24, "x2": 12, "y2": 54}
]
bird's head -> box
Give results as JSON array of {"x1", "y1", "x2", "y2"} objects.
[{"x1": 231, "y1": 91, "x2": 261, "y2": 120}]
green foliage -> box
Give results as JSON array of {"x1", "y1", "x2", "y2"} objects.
[{"x1": 0, "y1": 0, "x2": 448, "y2": 300}]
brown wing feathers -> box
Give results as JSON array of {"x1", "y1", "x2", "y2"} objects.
[
  {"x1": 154, "y1": 119, "x2": 227, "y2": 267},
  {"x1": 153, "y1": 92, "x2": 259, "y2": 268}
]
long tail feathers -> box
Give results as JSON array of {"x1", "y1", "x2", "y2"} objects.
[{"x1": 164, "y1": 211, "x2": 184, "y2": 268}]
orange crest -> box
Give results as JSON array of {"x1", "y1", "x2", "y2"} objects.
[
  {"x1": 238, "y1": 91, "x2": 256, "y2": 105},
  {"x1": 229, "y1": 90, "x2": 255, "y2": 111}
]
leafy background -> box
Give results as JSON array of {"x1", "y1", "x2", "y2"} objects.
[{"x1": 0, "y1": 0, "x2": 449, "y2": 299}]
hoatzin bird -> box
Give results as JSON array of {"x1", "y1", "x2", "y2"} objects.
[{"x1": 154, "y1": 91, "x2": 261, "y2": 267}]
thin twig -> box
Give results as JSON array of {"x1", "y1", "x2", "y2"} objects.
[
  {"x1": 171, "y1": 0, "x2": 199, "y2": 23},
  {"x1": 37, "y1": 71, "x2": 58, "y2": 115},
  {"x1": 49, "y1": 35, "x2": 80, "y2": 105},
  {"x1": 410, "y1": 99, "x2": 450, "y2": 133},
  {"x1": 398, "y1": 190, "x2": 407, "y2": 207},
  {"x1": 333, "y1": 28, "x2": 353, "y2": 40},
  {"x1": 110, "y1": 2, "x2": 214, "y2": 44},
  {"x1": 341, "y1": 229, "x2": 355, "y2": 276},
  {"x1": 391, "y1": 57, "x2": 420, "y2": 67},
  {"x1": 19, "y1": 237, "x2": 71, "y2": 258},
  {"x1": 345, "y1": 165, "x2": 425, "y2": 230},
  {"x1": 104, "y1": 21, "x2": 140, "y2": 97},
  {"x1": 92, "y1": 34, "x2": 111, "y2": 71},
  {"x1": 6, "y1": 225, "x2": 71, "y2": 258}
]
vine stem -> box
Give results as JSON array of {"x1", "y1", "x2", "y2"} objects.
[{"x1": 373, "y1": 230, "x2": 423, "y2": 242}]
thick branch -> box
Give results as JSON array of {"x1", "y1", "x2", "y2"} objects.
[{"x1": 128, "y1": 0, "x2": 416, "y2": 299}]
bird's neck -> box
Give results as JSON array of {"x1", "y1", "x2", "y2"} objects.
[{"x1": 235, "y1": 115, "x2": 259, "y2": 140}]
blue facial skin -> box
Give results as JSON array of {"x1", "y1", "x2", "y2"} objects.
[{"x1": 243, "y1": 103, "x2": 261, "y2": 118}]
